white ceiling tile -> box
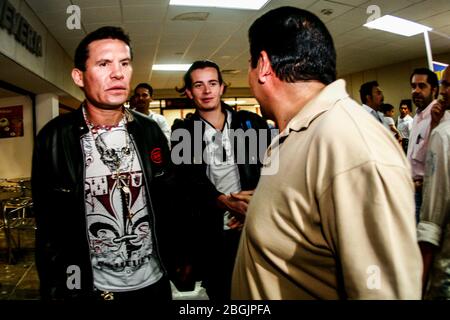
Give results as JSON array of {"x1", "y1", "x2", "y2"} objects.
[
  {"x1": 82, "y1": 7, "x2": 122, "y2": 23},
  {"x1": 359, "y1": 0, "x2": 423, "y2": 15},
  {"x1": 15, "y1": 0, "x2": 450, "y2": 93},
  {"x1": 72, "y1": 0, "x2": 120, "y2": 8},
  {"x1": 122, "y1": 5, "x2": 167, "y2": 22},
  {"x1": 124, "y1": 0, "x2": 169, "y2": 5},
  {"x1": 327, "y1": 20, "x2": 359, "y2": 37},
  {"x1": 84, "y1": 23, "x2": 123, "y2": 33},
  {"x1": 419, "y1": 11, "x2": 450, "y2": 28},
  {"x1": 163, "y1": 20, "x2": 204, "y2": 35},
  {"x1": 124, "y1": 22, "x2": 163, "y2": 37},
  {"x1": 306, "y1": 0, "x2": 356, "y2": 23},
  {"x1": 395, "y1": 0, "x2": 450, "y2": 21},
  {"x1": 25, "y1": 0, "x2": 71, "y2": 13},
  {"x1": 263, "y1": 0, "x2": 317, "y2": 11},
  {"x1": 160, "y1": 34, "x2": 192, "y2": 46},
  {"x1": 329, "y1": 7, "x2": 367, "y2": 26}
]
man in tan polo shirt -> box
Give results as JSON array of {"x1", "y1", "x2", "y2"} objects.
[{"x1": 231, "y1": 7, "x2": 422, "y2": 300}]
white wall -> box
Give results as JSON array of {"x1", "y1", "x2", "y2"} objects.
[{"x1": 0, "y1": 96, "x2": 33, "y2": 179}]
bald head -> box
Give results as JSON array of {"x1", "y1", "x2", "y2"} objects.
[{"x1": 440, "y1": 66, "x2": 450, "y2": 110}]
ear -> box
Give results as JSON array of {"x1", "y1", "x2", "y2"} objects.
[
  {"x1": 432, "y1": 86, "x2": 438, "y2": 99},
  {"x1": 71, "y1": 68, "x2": 84, "y2": 88},
  {"x1": 257, "y1": 51, "x2": 273, "y2": 84},
  {"x1": 185, "y1": 88, "x2": 193, "y2": 100}
]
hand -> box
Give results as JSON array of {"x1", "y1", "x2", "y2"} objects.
[
  {"x1": 230, "y1": 190, "x2": 254, "y2": 204},
  {"x1": 217, "y1": 194, "x2": 248, "y2": 216},
  {"x1": 227, "y1": 216, "x2": 244, "y2": 230},
  {"x1": 430, "y1": 101, "x2": 445, "y2": 131}
]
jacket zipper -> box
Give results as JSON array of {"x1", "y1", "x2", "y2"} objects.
[
  {"x1": 79, "y1": 137, "x2": 96, "y2": 292},
  {"x1": 129, "y1": 134, "x2": 168, "y2": 276}
]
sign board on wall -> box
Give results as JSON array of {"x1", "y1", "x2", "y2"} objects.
[
  {"x1": 0, "y1": 105, "x2": 23, "y2": 138},
  {"x1": 433, "y1": 61, "x2": 449, "y2": 82},
  {"x1": 0, "y1": 0, "x2": 43, "y2": 56}
]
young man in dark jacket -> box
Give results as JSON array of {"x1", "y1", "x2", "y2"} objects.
[
  {"x1": 32, "y1": 26, "x2": 187, "y2": 301},
  {"x1": 171, "y1": 60, "x2": 271, "y2": 300}
]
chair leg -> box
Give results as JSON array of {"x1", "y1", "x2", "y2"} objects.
[{"x1": 5, "y1": 227, "x2": 16, "y2": 264}]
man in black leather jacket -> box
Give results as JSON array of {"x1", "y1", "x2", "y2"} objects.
[
  {"x1": 171, "y1": 60, "x2": 271, "y2": 300},
  {"x1": 32, "y1": 26, "x2": 186, "y2": 301}
]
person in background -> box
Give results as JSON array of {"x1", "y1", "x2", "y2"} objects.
[
  {"x1": 417, "y1": 66, "x2": 450, "y2": 299},
  {"x1": 232, "y1": 6, "x2": 422, "y2": 300},
  {"x1": 360, "y1": 80, "x2": 386, "y2": 125},
  {"x1": 131, "y1": 83, "x2": 171, "y2": 146},
  {"x1": 397, "y1": 99, "x2": 413, "y2": 153},
  {"x1": 32, "y1": 26, "x2": 187, "y2": 301},
  {"x1": 380, "y1": 103, "x2": 402, "y2": 144},
  {"x1": 407, "y1": 68, "x2": 446, "y2": 223},
  {"x1": 172, "y1": 60, "x2": 270, "y2": 301}
]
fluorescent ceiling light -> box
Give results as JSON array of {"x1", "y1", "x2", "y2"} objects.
[
  {"x1": 363, "y1": 15, "x2": 432, "y2": 37},
  {"x1": 169, "y1": 0, "x2": 270, "y2": 10},
  {"x1": 152, "y1": 64, "x2": 191, "y2": 71}
]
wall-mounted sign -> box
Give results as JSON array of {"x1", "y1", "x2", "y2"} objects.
[
  {"x1": 0, "y1": 105, "x2": 23, "y2": 138},
  {"x1": 433, "y1": 61, "x2": 449, "y2": 82},
  {"x1": 0, "y1": 0, "x2": 42, "y2": 57}
]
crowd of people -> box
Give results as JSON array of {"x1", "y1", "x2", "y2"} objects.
[{"x1": 30, "y1": 6, "x2": 449, "y2": 301}]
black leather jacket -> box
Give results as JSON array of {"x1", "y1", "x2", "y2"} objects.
[
  {"x1": 172, "y1": 104, "x2": 271, "y2": 205},
  {"x1": 32, "y1": 106, "x2": 183, "y2": 300},
  {"x1": 171, "y1": 104, "x2": 271, "y2": 279}
]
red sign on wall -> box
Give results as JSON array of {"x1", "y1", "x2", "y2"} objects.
[{"x1": 0, "y1": 105, "x2": 24, "y2": 138}]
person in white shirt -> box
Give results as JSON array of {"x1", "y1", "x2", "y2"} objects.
[
  {"x1": 131, "y1": 83, "x2": 171, "y2": 146},
  {"x1": 407, "y1": 68, "x2": 442, "y2": 223},
  {"x1": 397, "y1": 99, "x2": 413, "y2": 153},
  {"x1": 417, "y1": 66, "x2": 450, "y2": 299},
  {"x1": 381, "y1": 103, "x2": 402, "y2": 145}
]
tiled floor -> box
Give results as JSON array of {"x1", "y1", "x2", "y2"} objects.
[{"x1": 0, "y1": 230, "x2": 40, "y2": 300}]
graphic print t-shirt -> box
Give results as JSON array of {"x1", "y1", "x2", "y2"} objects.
[{"x1": 82, "y1": 123, "x2": 163, "y2": 292}]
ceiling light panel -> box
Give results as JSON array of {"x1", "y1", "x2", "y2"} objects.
[
  {"x1": 363, "y1": 15, "x2": 432, "y2": 37},
  {"x1": 152, "y1": 64, "x2": 192, "y2": 71},
  {"x1": 169, "y1": 0, "x2": 270, "y2": 10}
]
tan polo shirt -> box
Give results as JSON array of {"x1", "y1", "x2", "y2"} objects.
[{"x1": 232, "y1": 80, "x2": 422, "y2": 300}]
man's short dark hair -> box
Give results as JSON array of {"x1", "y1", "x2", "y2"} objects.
[
  {"x1": 248, "y1": 6, "x2": 336, "y2": 85},
  {"x1": 177, "y1": 60, "x2": 227, "y2": 94},
  {"x1": 359, "y1": 81, "x2": 379, "y2": 104},
  {"x1": 74, "y1": 26, "x2": 133, "y2": 71},
  {"x1": 135, "y1": 83, "x2": 154, "y2": 97},
  {"x1": 409, "y1": 68, "x2": 439, "y2": 99},
  {"x1": 399, "y1": 99, "x2": 413, "y2": 112},
  {"x1": 380, "y1": 103, "x2": 394, "y2": 114}
]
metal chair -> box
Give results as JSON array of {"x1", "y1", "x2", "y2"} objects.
[{"x1": 1, "y1": 197, "x2": 35, "y2": 264}]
